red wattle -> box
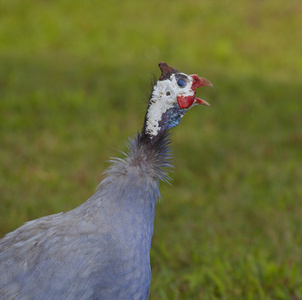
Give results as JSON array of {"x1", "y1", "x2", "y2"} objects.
[{"x1": 177, "y1": 95, "x2": 195, "y2": 109}]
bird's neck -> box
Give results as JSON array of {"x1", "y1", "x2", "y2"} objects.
[
  {"x1": 129, "y1": 131, "x2": 172, "y2": 182},
  {"x1": 141, "y1": 94, "x2": 186, "y2": 143}
]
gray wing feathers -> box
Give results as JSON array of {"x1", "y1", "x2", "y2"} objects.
[{"x1": 0, "y1": 136, "x2": 165, "y2": 299}]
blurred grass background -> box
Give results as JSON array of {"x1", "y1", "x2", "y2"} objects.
[{"x1": 0, "y1": 0, "x2": 301, "y2": 299}]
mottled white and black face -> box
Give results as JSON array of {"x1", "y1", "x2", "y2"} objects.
[{"x1": 144, "y1": 63, "x2": 212, "y2": 138}]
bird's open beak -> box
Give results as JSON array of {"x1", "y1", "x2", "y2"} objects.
[
  {"x1": 177, "y1": 74, "x2": 213, "y2": 109},
  {"x1": 190, "y1": 74, "x2": 213, "y2": 90}
]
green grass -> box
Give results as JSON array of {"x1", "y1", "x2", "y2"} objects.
[{"x1": 0, "y1": 0, "x2": 301, "y2": 299}]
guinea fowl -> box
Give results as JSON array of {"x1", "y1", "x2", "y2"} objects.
[{"x1": 0, "y1": 62, "x2": 212, "y2": 299}]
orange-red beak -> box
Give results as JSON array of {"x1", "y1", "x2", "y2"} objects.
[{"x1": 190, "y1": 74, "x2": 213, "y2": 90}]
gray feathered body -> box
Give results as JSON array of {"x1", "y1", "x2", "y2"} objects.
[
  {"x1": 0, "y1": 134, "x2": 171, "y2": 300},
  {"x1": 0, "y1": 62, "x2": 212, "y2": 300}
]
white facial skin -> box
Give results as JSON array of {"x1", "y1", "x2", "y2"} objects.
[{"x1": 145, "y1": 73, "x2": 194, "y2": 137}]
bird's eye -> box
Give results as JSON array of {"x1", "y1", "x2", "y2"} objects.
[{"x1": 177, "y1": 79, "x2": 186, "y2": 88}]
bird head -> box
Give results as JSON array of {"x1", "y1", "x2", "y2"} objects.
[{"x1": 143, "y1": 62, "x2": 213, "y2": 139}]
